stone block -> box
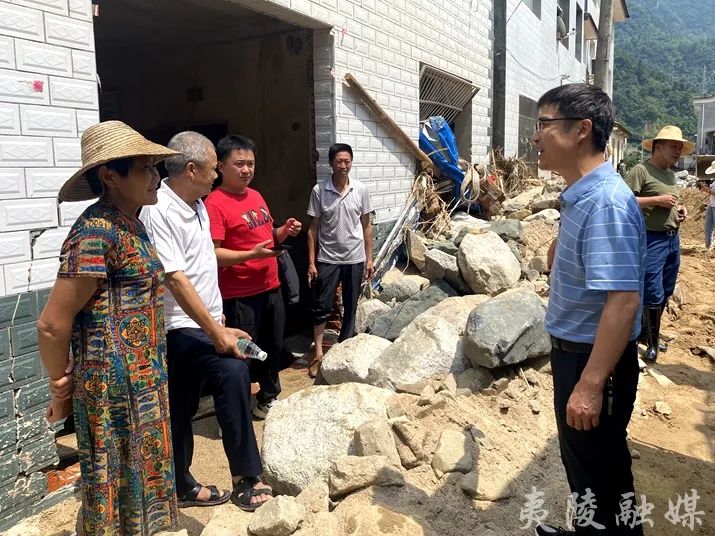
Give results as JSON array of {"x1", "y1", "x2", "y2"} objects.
[
  {"x1": 0, "y1": 391, "x2": 13, "y2": 422},
  {"x1": 0, "y1": 329, "x2": 10, "y2": 361},
  {"x1": 0, "y1": 293, "x2": 38, "y2": 329},
  {"x1": 15, "y1": 379, "x2": 50, "y2": 415},
  {"x1": 0, "y1": 451, "x2": 18, "y2": 486},
  {"x1": 0, "y1": 420, "x2": 17, "y2": 455},
  {"x1": 10, "y1": 321, "x2": 38, "y2": 356},
  {"x1": 18, "y1": 434, "x2": 58, "y2": 473},
  {"x1": 0, "y1": 472, "x2": 48, "y2": 517},
  {"x1": 0, "y1": 360, "x2": 12, "y2": 392},
  {"x1": 12, "y1": 351, "x2": 43, "y2": 388},
  {"x1": 35, "y1": 288, "x2": 52, "y2": 316},
  {"x1": 17, "y1": 408, "x2": 49, "y2": 444}
]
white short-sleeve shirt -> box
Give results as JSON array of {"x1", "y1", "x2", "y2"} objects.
[
  {"x1": 307, "y1": 178, "x2": 372, "y2": 265},
  {"x1": 140, "y1": 180, "x2": 223, "y2": 330}
]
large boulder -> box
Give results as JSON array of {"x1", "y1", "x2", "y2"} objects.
[
  {"x1": 367, "y1": 314, "x2": 469, "y2": 389},
  {"x1": 449, "y1": 212, "x2": 491, "y2": 238},
  {"x1": 371, "y1": 280, "x2": 457, "y2": 341},
  {"x1": 418, "y1": 294, "x2": 490, "y2": 334},
  {"x1": 529, "y1": 193, "x2": 560, "y2": 212},
  {"x1": 423, "y1": 250, "x2": 466, "y2": 293},
  {"x1": 502, "y1": 186, "x2": 542, "y2": 213},
  {"x1": 457, "y1": 232, "x2": 521, "y2": 295},
  {"x1": 261, "y1": 383, "x2": 393, "y2": 495},
  {"x1": 463, "y1": 290, "x2": 551, "y2": 368},
  {"x1": 328, "y1": 455, "x2": 404, "y2": 498},
  {"x1": 405, "y1": 229, "x2": 428, "y2": 271},
  {"x1": 356, "y1": 299, "x2": 391, "y2": 333},
  {"x1": 430, "y1": 240, "x2": 458, "y2": 256},
  {"x1": 488, "y1": 220, "x2": 524, "y2": 242},
  {"x1": 378, "y1": 278, "x2": 425, "y2": 303},
  {"x1": 321, "y1": 334, "x2": 391, "y2": 385}
]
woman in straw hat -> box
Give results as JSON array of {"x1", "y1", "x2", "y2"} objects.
[
  {"x1": 624, "y1": 125, "x2": 694, "y2": 363},
  {"x1": 37, "y1": 121, "x2": 180, "y2": 535}
]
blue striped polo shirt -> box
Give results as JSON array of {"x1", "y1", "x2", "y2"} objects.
[{"x1": 546, "y1": 161, "x2": 646, "y2": 344}]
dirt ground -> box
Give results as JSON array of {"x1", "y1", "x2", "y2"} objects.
[{"x1": 4, "y1": 194, "x2": 714, "y2": 536}]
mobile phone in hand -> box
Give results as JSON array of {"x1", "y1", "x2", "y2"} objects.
[{"x1": 270, "y1": 244, "x2": 291, "y2": 252}]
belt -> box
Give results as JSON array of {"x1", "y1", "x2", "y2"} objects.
[
  {"x1": 648, "y1": 229, "x2": 678, "y2": 237},
  {"x1": 550, "y1": 336, "x2": 593, "y2": 354}
]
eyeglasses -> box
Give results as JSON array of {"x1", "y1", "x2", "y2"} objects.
[{"x1": 534, "y1": 117, "x2": 584, "y2": 132}]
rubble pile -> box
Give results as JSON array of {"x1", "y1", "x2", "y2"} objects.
[{"x1": 250, "y1": 170, "x2": 566, "y2": 536}]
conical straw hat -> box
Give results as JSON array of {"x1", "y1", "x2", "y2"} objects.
[
  {"x1": 641, "y1": 125, "x2": 695, "y2": 155},
  {"x1": 58, "y1": 120, "x2": 179, "y2": 202}
]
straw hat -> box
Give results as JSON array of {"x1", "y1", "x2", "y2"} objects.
[
  {"x1": 706, "y1": 162, "x2": 715, "y2": 175},
  {"x1": 58, "y1": 121, "x2": 179, "y2": 202},
  {"x1": 641, "y1": 126, "x2": 695, "y2": 155}
]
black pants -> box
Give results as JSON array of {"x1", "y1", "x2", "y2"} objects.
[
  {"x1": 223, "y1": 288, "x2": 284, "y2": 404},
  {"x1": 312, "y1": 261, "x2": 364, "y2": 342},
  {"x1": 551, "y1": 340, "x2": 643, "y2": 535},
  {"x1": 166, "y1": 328, "x2": 261, "y2": 496}
]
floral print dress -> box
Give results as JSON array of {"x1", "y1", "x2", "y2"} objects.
[{"x1": 58, "y1": 201, "x2": 177, "y2": 535}]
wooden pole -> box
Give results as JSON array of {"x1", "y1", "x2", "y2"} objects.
[{"x1": 344, "y1": 73, "x2": 433, "y2": 172}]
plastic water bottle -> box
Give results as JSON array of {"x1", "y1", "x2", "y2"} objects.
[{"x1": 237, "y1": 338, "x2": 267, "y2": 361}]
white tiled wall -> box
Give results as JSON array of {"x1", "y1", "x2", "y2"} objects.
[
  {"x1": 261, "y1": 0, "x2": 494, "y2": 224},
  {"x1": 0, "y1": 0, "x2": 96, "y2": 296},
  {"x1": 503, "y1": 0, "x2": 588, "y2": 156},
  {"x1": 0, "y1": 0, "x2": 495, "y2": 295}
]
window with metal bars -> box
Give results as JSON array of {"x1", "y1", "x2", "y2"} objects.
[{"x1": 418, "y1": 64, "x2": 479, "y2": 125}]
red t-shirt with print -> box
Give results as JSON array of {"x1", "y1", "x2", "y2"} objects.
[{"x1": 205, "y1": 187, "x2": 279, "y2": 299}]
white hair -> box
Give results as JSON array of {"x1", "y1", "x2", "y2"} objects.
[{"x1": 165, "y1": 131, "x2": 215, "y2": 176}]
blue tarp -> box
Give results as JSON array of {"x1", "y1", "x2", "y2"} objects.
[{"x1": 418, "y1": 116, "x2": 464, "y2": 198}]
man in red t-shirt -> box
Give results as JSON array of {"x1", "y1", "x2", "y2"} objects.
[{"x1": 205, "y1": 135, "x2": 302, "y2": 419}]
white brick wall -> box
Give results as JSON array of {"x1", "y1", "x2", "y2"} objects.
[
  {"x1": 0, "y1": 0, "x2": 97, "y2": 297},
  {"x1": 276, "y1": 0, "x2": 494, "y2": 223},
  {"x1": 503, "y1": 0, "x2": 590, "y2": 156}
]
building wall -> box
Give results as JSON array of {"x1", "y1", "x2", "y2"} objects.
[
  {"x1": 0, "y1": 0, "x2": 97, "y2": 526},
  {"x1": 693, "y1": 96, "x2": 715, "y2": 155},
  {"x1": 254, "y1": 0, "x2": 494, "y2": 224},
  {"x1": 504, "y1": 0, "x2": 589, "y2": 157}
]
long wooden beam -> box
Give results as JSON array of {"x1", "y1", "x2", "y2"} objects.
[{"x1": 344, "y1": 73, "x2": 433, "y2": 172}]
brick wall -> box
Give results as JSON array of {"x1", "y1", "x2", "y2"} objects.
[
  {"x1": 0, "y1": 288, "x2": 61, "y2": 530},
  {"x1": 0, "y1": 0, "x2": 98, "y2": 300},
  {"x1": 272, "y1": 0, "x2": 494, "y2": 225},
  {"x1": 503, "y1": 0, "x2": 588, "y2": 156},
  {"x1": 0, "y1": 0, "x2": 96, "y2": 527}
]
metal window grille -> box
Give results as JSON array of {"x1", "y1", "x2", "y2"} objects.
[{"x1": 418, "y1": 65, "x2": 479, "y2": 124}]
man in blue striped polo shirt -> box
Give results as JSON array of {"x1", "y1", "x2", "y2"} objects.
[{"x1": 531, "y1": 84, "x2": 646, "y2": 536}]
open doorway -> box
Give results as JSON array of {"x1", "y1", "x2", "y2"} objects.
[
  {"x1": 94, "y1": 0, "x2": 317, "y2": 224},
  {"x1": 93, "y1": 0, "x2": 326, "y2": 332}
]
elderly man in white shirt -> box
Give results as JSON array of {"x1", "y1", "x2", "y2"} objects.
[{"x1": 139, "y1": 131, "x2": 272, "y2": 512}]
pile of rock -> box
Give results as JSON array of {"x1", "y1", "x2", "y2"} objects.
[{"x1": 202, "y1": 182, "x2": 565, "y2": 535}]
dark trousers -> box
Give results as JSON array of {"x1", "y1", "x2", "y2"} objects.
[
  {"x1": 312, "y1": 261, "x2": 364, "y2": 342},
  {"x1": 551, "y1": 340, "x2": 643, "y2": 535},
  {"x1": 223, "y1": 288, "x2": 284, "y2": 404},
  {"x1": 644, "y1": 231, "x2": 680, "y2": 306},
  {"x1": 166, "y1": 328, "x2": 261, "y2": 496}
]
